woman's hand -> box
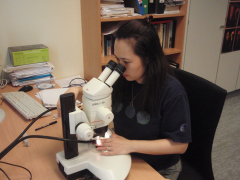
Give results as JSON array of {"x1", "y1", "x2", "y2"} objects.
[{"x1": 96, "y1": 132, "x2": 132, "y2": 156}]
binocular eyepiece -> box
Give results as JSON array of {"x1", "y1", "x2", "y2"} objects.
[{"x1": 98, "y1": 60, "x2": 126, "y2": 87}]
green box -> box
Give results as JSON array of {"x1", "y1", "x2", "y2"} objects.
[{"x1": 8, "y1": 44, "x2": 49, "y2": 66}]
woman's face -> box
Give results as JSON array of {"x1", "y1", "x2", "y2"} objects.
[{"x1": 114, "y1": 39, "x2": 146, "y2": 84}]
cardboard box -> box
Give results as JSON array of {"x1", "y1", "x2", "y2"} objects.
[{"x1": 8, "y1": 44, "x2": 49, "y2": 66}]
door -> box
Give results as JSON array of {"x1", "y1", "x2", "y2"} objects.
[{"x1": 183, "y1": 0, "x2": 229, "y2": 84}]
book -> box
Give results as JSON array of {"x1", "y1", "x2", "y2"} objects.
[
  {"x1": 152, "y1": 20, "x2": 176, "y2": 49},
  {"x1": 102, "y1": 34, "x2": 115, "y2": 56},
  {"x1": 169, "y1": 20, "x2": 177, "y2": 48},
  {"x1": 152, "y1": 20, "x2": 172, "y2": 48},
  {"x1": 101, "y1": 34, "x2": 105, "y2": 57},
  {"x1": 168, "y1": 60, "x2": 179, "y2": 68}
]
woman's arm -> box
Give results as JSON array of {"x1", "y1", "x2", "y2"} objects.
[
  {"x1": 97, "y1": 132, "x2": 188, "y2": 156},
  {"x1": 57, "y1": 87, "x2": 83, "y2": 117}
]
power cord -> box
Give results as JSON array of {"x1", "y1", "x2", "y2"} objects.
[
  {"x1": 68, "y1": 77, "x2": 87, "y2": 87},
  {"x1": 0, "y1": 168, "x2": 11, "y2": 180},
  {"x1": 0, "y1": 107, "x2": 92, "y2": 179},
  {"x1": 0, "y1": 161, "x2": 32, "y2": 180},
  {"x1": 0, "y1": 108, "x2": 56, "y2": 160}
]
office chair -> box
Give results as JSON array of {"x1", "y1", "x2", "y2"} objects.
[{"x1": 172, "y1": 68, "x2": 227, "y2": 180}]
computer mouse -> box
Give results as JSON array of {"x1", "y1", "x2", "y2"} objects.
[{"x1": 19, "y1": 85, "x2": 33, "y2": 92}]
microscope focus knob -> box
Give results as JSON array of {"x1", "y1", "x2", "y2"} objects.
[
  {"x1": 97, "y1": 106, "x2": 114, "y2": 124},
  {"x1": 76, "y1": 123, "x2": 94, "y2": 141}
]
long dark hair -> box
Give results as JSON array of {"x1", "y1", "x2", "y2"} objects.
[{"x1": 112, "y1": 17, "x2": 172, "y2": 116}]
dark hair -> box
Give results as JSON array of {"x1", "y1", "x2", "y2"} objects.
[{"x1": 112, "y1": 17, "x2": 172, "y2": 116}]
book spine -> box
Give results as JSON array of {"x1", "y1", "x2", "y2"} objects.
[{"x1": 170, "y1": 20, "x2": 177, "y2": 48}]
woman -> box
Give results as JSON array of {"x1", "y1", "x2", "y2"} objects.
[{"x1": 58, "y1": 17, "x2": 191, "y2": 180}]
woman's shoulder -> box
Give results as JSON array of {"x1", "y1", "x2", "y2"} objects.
[{"x1": 164, "y1": 74, "x2": 187, "y2": 97}]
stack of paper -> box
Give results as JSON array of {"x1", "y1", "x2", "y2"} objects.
[
  {"x1": 100, "y1": 2, "x2": 136, "y2": 18},
  {"x1": 36, "y1": 88, "x2": 69, "y2": 108},
  {"x1": 164, "y1": 0, "x2": 185, "y2": 14},
  {"x1": 3, "y1": 62, "x2": 55, "y2": 86}
]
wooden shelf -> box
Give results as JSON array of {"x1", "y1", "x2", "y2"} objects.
[
  {"x1": 101, "y1": 12, "x2": 185, "y2": 22},
  {"x1": 163, "y1": 48, "x2": 181, "y2": 55},
  {"x1": 101, "y1": 55, "x2": 117, "y2": 66},
  {"x1": 81, "y1": 0, "x2": 188, "y2": 80}
]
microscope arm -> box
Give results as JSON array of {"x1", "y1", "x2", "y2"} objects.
[
  {"x1": 68, "y1": 105, "x2": 114, "y2": 140},
  {"x1": 69, "y1": 107, "x2": 94, "y2": 141}
]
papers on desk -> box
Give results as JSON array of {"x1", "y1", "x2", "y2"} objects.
[
  {"x1": 36, "y1": 88, "x2": 69, "y2": 108},
  {"x1": 36, "y1": 75, "x2": 87, "y2": 107},
  {"x1": 55, "y1": 75, "x2": 86, "y2": 88},
  {"x1": 3, "y1": 62, "x2": 55, "y2": 86}
]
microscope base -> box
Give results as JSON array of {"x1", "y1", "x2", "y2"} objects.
[{"x1": 56, "y1": 143, "x2": 131, "y2": 180}]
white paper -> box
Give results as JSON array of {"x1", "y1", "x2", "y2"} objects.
[
  {"x1": 3, "y1": 62, "x2": 54, "y2": 73},
  {"x1": 55, "y1": 75, "x2": 86, "y2": 88},
  {"x1": 36, "y1": 88, "x2": 69, "y2": 107}
]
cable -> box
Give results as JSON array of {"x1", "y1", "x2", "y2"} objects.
[
  {"x1": 0, "y1": 161, "x2": 32, "y2": 180},
  {"x1": 0, "y1": 107, "x2": 56, "y2": 160},
  {"x1": 68, "y1": 77, "x2": 87, "y2": 87},
  {"x1": 0, "y1": 168, "x2": 11, "y2": 180},
  {"x1": 0, "y1": 107, "x2": 93, "y2": 160},
  {"x1": 0, "y1": 136, "x2": 91, "y2": 180},
  {"x1": 0, "y1": 107, "x2": 93, "y2": 179}
]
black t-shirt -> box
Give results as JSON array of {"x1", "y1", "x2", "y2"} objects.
[{"x1": 112, "y1": 75, "x2": 192, "y2": 170}]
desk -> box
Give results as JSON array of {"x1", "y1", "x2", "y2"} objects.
[{"x1": 0, "y1": 84, "x2": 166, "y2": 180}]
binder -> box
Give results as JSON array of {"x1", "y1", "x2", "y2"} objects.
[
  {"x1": 148, "y1": 0, "x2": 165, "y2": 14},
  {"x1": 148, "y1": 0, "x2": 155, "y2": 14},
  {"x1": 142, "y1": 0, "x2": 148, "y2": 14},
  {"x1": 124, "y1": 0, "x2": 145, "y2": 15}
]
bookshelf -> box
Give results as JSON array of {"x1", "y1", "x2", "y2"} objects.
[{"x1": 80, "y1": 0, "x2": 188, "y2": 81}]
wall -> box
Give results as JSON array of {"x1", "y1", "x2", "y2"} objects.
[
  {"x1": 183, "y1": 0, "x2": 240, "y2": 92},
  {"x1": 0, "y1": 0, "x2": 84, "y2": 80},
  {"x1": 182, "y1": 0, "x2": 229, "y2": 83}
]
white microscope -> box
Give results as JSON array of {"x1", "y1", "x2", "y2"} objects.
[{"x1": 56, "y1": 60, "x2": 131, "y2": 180}]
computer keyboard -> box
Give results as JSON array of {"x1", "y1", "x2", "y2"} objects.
[{"x1": 2, "y1": 91, "x2": 51, "y2": 120}]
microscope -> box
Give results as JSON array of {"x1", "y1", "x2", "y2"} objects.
[{"x1": 56, "y1": 61, "x2": 131, "y2": 180}]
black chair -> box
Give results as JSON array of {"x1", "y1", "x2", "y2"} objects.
[{"x1": 172, "y1": 68, "x2": 227, "y2": 180}]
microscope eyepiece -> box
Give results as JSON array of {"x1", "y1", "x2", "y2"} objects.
[
  {"x1": 106, "y1": 60, "x2": 117, "y2": 71},
  {"x1": 114, "y1": 63, "x2": 126, "y2": 75},
  {"x1": 98, "y1": 60, "x2": 117, "y2": 82},
  {"x1": 104, "y1": 63, "x2": 126, "y2": 87}
]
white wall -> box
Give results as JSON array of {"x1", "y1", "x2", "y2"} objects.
[
  {"x1": 0, "y1": 0, "x2": 84, "y2": 80},
  {"x1": 183, "y1": 0, "x2": 240, "y2": 92},
  {"x1": 183, "y1": 0, "x2": 229, "y2": 84}
]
